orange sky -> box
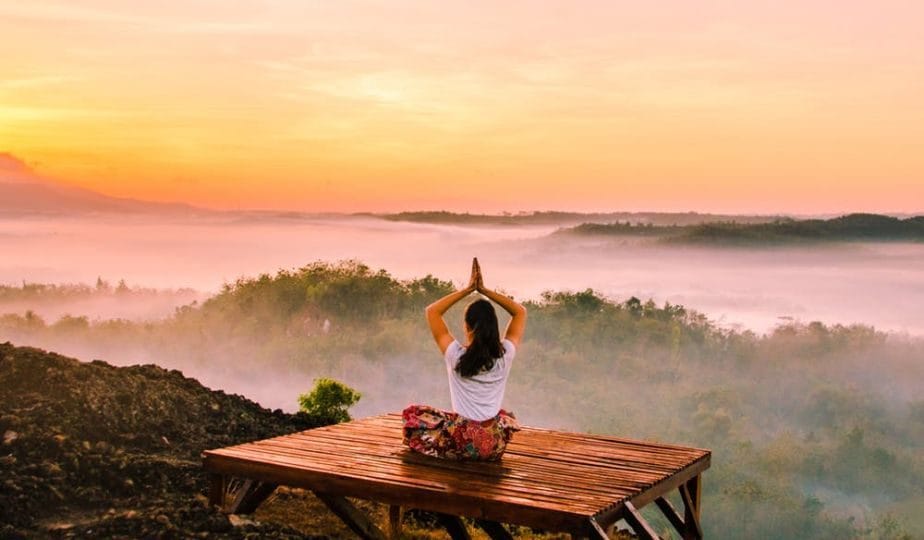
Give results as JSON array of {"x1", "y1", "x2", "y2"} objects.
[{"x1": 1, "y1": 1, "x2": 922, "y2": 213}]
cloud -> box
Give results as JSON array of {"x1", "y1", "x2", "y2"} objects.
[
  {"x1": 0, "y1": 76, "x2": 76, "y2": 90},
  {"x1": 0, "y1": 2, "x2": 295, "y2": 35}
]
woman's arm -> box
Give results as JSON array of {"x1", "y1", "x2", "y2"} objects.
[{"x1": 425, "y1": 263, "x2": 478, "y2": 354}]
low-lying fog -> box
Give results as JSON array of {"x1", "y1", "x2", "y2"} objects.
[{"x1": 3, "y1": 213, "x2": 923, "y2": 335}]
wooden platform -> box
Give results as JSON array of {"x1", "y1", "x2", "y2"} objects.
[{"x1": 202, "y1": 413, "x2": 711, "y2": 539}]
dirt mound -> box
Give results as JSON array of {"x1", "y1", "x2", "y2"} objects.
[{"x1": 0, "y1": 342, "x2": 327, "y2": 539}]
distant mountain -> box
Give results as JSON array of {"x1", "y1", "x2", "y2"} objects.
[
  {"x1": 559, "y1": 213, "x2": 924, "y2": 244},
  {"x1": 374, "y1": 210, "x2": 786, "y2": 227},
  {"x1": 0, "y1": 153, "x2": 202, "y2": 216}
]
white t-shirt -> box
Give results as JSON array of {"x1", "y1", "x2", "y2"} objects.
[{"x1": 444, "y1": 338, "x2": 516, "y2": 421}]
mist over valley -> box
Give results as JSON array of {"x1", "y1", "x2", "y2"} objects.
[{"x1": 2, "y1": 204, "x2": 923, "y2": 538}]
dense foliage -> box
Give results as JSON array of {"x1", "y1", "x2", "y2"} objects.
[
  {"x1": 2, "y1": 260, "x2": 922, "y2": 539},
  {"x1": 564, "y1": 213, "x2": 924, "y2": 245}
]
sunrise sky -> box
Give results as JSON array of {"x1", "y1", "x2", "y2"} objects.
[{"x1": 1, "y1": 1, "x2": 922, "y2": 213}]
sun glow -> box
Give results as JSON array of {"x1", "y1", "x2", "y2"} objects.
[{"x1": 1, "y1": 1, "x2": 922, "y2": 213}]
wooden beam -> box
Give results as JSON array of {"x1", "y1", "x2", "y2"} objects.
[
  {"x1": 475, "y1": 519, "x2": 514, "y2": 540},
  {"x1": 313, "y1": 491, "x2": 387, "y2": 540},
  {"x1": 208, "y1": 473, "x2": 225, "y2": 508},
  {"x1": 228, "y1": 479, "x2": 254, "y2": 513},
  {"x1": 587, "y1": 516, "x2": 610, "y2": 539},
  {"x1": 687, "y1": 475, "x2": 702, "y2": 524},
  {"x1": 436, "y1": 513, "x2": 472, "y2": 540},
  {"x1": 654, "y1": 496, "x2": 686, "y2": 535},
  {"x1": 388, "y1": 505, "x2": 404, "y2": 539},
  {"x1": 622, "y1": 501, "x2": 660, "y2": 540},
  {"x1": 680, "y1": 480, "x2": 703, "y2": 540},
  {"x1": 227, "y1": 480, "x2": 278, "y2": 514}
]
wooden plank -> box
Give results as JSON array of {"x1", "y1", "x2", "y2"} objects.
[
  {"x1": 220, "y1": 440, "x2": 639, "y2": 506},
  {"x1": 313, "y1": 491, "x2": 387, "y2": 540},
  {"x1": 204, "y1": 453, "x2": 589, "y2": 533},
  {"x1": 220, "y1": 430, "x2": 706, "y2": 480},
  {"x1": 249, "y1": 441, "x2": 669, "y2": 492},
  {"x1": 218, "y1": 417, "x2": 708, "y2": 464},
  {"x1": 622, "y1": 501, "x2": 660, "y2": 540},
  {"x1": 209, "y1": 445, "x2": 612, "y2": 512}
]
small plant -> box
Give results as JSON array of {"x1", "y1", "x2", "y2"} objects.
[{"x1": 298, "y1": 378, "x2": 361, "y2": 424}]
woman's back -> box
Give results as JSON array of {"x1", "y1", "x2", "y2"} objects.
[{"x1": 445, "y1": 338, "x2": 516, "y2": 421}]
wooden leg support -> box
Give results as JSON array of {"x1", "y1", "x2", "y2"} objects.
[
  {"x1": 622, "y1": 501, "x2": 660, "y2": 540},
  {"x1": 225, "y1": 479, "x2": 278, "y2": 514},
  {"x1": 208, "y1": 473, "x2": 225, "y2": 509},
  {"x1": 475, "y1": 519, "x2": 514, "y2": 540},
  {"x1": 587, "y1": 516, "x2": 610, "y2": 539},
  {"x1": 435, "y1": 513, "x2": 472, "y2": 540},
  {"x1": 680, "y1": 475, "x2": 704, "y2": 540},
  {"x1": 388, "y1": 505, "x2": 404, "y2": 539},
  {"x1": 314, "y1": 491, "x2": 387, "y2": 540},
  {"x1": 655, "y1": 496, "x2": 686, "y2": 535},
  {"x1": 209, "y1": 476, "x2": 277, "y2": 515}
]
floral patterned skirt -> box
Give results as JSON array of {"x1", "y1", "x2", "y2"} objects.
[{"x1": 402, "y1": 404, "x2": 521, "y2": 461}]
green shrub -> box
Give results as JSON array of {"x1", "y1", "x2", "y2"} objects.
[{"x1": 298, "y1": 378, "x2": 361, "y2": 424}]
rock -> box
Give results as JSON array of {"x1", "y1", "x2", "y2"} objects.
[
  {"x1": 42, "y1": 462, "x2": 63, "y2": 477},
  {"x1": 228, "y1": 514, "x2": 258, "y2": 527},
  {"x1": 155, "y1": 514, "x2": 173, "y2": 528}
]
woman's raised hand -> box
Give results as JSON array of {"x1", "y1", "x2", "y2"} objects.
[
  {"x1": 466, "y1": 257, "x2": 479, "y2": 291},
  {"x1": 472, "y1": 257, "x2": 485, "y2": 292},
  {"x1": 467, "y1": 257, "x2": 485, "y2": 292}
]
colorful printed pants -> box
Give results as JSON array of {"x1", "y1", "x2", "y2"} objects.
[{"x1": 401, "y1": 404, "x2": 521, "y2": 461}]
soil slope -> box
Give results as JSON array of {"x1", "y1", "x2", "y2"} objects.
[{"x1": 0, "y1": 342, "x2": 327, "y2": 539}]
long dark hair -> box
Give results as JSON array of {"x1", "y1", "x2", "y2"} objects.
[{"x1": 456, "y1": 299, "x2": 505, "y2": 377}]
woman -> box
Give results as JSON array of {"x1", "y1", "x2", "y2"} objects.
[{"x1": 402, "y1": 258, "x2": 527, "y2": 461}]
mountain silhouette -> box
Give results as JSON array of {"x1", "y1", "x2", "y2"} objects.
[{"x1": 0, "y1": 152, "x2": 202, "y2": 215}]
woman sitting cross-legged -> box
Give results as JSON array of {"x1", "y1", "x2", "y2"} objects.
[{"x1": 402, "y1": 257, "x2": 527, "y2": 461}]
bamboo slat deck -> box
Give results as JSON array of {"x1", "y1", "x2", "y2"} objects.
[{"x1": 202, "y1": 413, "x2": 711, "y2": 539}]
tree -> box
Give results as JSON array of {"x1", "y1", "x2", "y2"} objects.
[{"x1": 298, "y1": 378, "x2": 361, "y2": 424}]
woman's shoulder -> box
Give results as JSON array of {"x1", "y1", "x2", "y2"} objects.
[
  {"x1": 445, "y1": 339, "x2": 465, "y2": 359},
  {"x1": 501, "y1": 339, "x2": 516, "y2": 358}
]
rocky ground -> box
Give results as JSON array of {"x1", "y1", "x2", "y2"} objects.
[{"x1": 0, "y1": 342, "x2": 345, "y2": 539}]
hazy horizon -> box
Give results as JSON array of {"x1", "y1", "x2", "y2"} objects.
[{"x1": 3, "y1": 212, "x2": 923, "y2": 337}]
